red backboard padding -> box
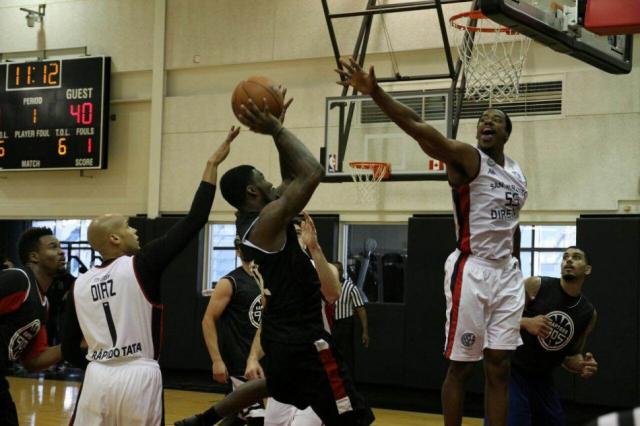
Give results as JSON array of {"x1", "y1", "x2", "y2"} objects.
[{"x1": 584, "y1": 0, "x2": 640, "y2": 35}]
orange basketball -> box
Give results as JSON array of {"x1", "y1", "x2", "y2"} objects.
[{"x1": 231, "y1": 76, "x2": 284, "y2": 126}]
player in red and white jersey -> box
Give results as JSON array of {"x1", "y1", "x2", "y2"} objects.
[
  {"x1": 338, "y1": 58, "x2": 527, "y2": 426},
  {"x1": 61, "y1": 127, "x2": 240, "y2": 426}
]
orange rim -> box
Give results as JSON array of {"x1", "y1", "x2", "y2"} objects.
[
  {"x1": 349, "y1": 161, "x2": 391, "y2": 180},
  {"x1": 449, "y1": 10, "x2": 518, "y2": 35}
]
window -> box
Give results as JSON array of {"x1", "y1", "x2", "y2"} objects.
[
  {"x1": 203, "y1": 223, "x2": 238, "y2": 295},
  {"x1": 520, "y1": 225, "x2": 576, "y2": 278},
  {"x1": 343, "y1": 224, "x2": 407, "y2": 304},
  {"x1": 31, "y1": 219, "x2": 96, "y2": 276}
]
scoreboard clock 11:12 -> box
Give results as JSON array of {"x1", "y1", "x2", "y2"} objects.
[{"x1": 0, "y1": 56, "x2": 110, "y2": 171}]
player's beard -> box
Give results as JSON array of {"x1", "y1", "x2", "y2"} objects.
[{"x1": 562, "y1": 272, "x2": 577, "y2": 281}]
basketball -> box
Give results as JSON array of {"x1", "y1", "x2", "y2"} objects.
[{"x1": 231, "y1": 76, "x2": 284, "y2": 126}]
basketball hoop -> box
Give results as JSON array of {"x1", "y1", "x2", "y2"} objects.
[
  {"x1": 348, "y1": 161, "x2": 391, "y2": 204},
  {"x1": 450, "y1": 10, "x2": 531, "y2": 105}
]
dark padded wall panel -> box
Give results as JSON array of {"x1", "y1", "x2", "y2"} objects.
[
  {"x1": 0, "y1": 220, "x2": 32, "y2": 265},
  {"x1": 354, "y1": 303, "x2": 405, "y2": 385},
  {"x1": 310, "y1": 214, "x2": 339, "y2": 262},
  {"x1": 403, "y1": 215, "x2": 457, "y2": 389},
  {"x1": 575, "y1": 216, "x2": 640, "y2": 407},
  {"x1": 133, "y1": 217, "x2": 210, "y2": 370}
]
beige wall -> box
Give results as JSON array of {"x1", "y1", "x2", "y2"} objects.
[{"x1": 0, "y1": 0, "x2": 638, "y2": 223}]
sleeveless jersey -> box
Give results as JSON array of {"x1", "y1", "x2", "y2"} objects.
[
  {"x1": 73, "y1": 256, "x2": 162, "y2": 363},
  {"x1": 451, "y1": 148, "x2": 528, "y2": 260},
  {"x1": 237, "y1": 213, "x2": 324, "y2": 344},
  {"x1": 217, "y1": 266, "x2": 263, "y2": 376},
  {"x1": 513, "y1": 277, "x2": 594, "y2": 376},
  {"x1": 0, "y1": 268, "x2": 48, "y2": 363}
]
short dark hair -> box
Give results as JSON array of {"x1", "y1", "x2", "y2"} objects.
[
  {"x1": 479, "y1": 108, "x2": 512, "y2": 135},
  {"x1": 565, "y1": 246, "x2": 590, "y2": 265},
  {"x1": 18, "y1": 227, "x2": 54, "y2": 265},
  {"x1": 233, "y1": 237, "x2": 250, "y2": 262},
  {"x1": 220, "y1": 165, "x2": 256, "y2": 210}
]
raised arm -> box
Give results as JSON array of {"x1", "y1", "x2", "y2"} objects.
[
  {"x1": 336, "y1": 57, "x2": 479, "y2": 184},
  {"x1": 239, "y1": 100, "x2": 324, "y2": 251},
  {"x1": 300, "y1": 212, "x2": 341, "y2": 303},
  {"x1": 202, "y1": 278, "x2": 234, "y2": 384},
  {"x1": 134, "y1": 127, "x2": 240, "y2": 302}
]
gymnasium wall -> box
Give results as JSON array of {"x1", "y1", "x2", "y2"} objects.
[{"x1": 0, "y1": 0, "x2": 637, "y2": 222}]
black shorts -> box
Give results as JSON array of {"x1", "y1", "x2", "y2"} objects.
[{"x1": 262, "y1": 333, "x2": 374, "y2": 426}]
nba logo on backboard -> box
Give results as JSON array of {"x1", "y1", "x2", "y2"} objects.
[
  {"x1": 328, "y1": 154, "x2": 337, "y2": 173},
  {"x1": 428, "y1": 159, "x2": 445, "y2": 171}
]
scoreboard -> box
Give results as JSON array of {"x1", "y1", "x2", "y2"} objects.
[{"x1": 0, "y1": 56, "x2": 110, "y2": 171}]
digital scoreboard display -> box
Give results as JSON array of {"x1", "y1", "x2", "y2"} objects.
[{"x1": 0, "y1": 56, "x2": 110, "y2": 171}]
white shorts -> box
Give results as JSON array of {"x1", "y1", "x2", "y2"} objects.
[
  {"x1": 72, "y1": 358, "x2": 162, "y2": 426},
  {"x1": 265, "y1": 397, "x2": 323, "y2": 426},
  {"x1": 443, "y1": 249, "x2": 525, "y2": 362}
]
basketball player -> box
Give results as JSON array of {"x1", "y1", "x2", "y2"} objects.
[
  {"x1": 508, "y1": 246, "x2": 597, "y2": 426},
  {"x1": 176, "y1": 212, "x2": 340, "y2": 426},
  {"x1": 259, "y1": 212, "x2": 339, "y2": 426},
  {"x1": 177, "y1": 96, "x2": 374, "y2": 425},
  {"x1": 337, "y1": 57, "x2": 528, "y2": 426},
  {"x1": 202, "y1": 239, "x2": 266, "y2": 426},
  {"x1": 0, "y1": 227, "x2": 66, "y2": 425},
  {"x1": 60, "y1": 126, "x2": 240, "y2": 425}
]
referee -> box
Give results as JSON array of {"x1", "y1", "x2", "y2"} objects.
[{"x1": 332, "y1": 261, "x2": 369, "y2": 372}]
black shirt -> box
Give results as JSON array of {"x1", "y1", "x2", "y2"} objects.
[
  {"x1": 0, "y1": 267, "x2": 49, "y2": 366},
  {"x1": 61, "y1": 181, "x2": 216, "y2": 366},
  {"x1": 513, "y1": 277, "x2": 595, "y2": 377},
  {"x1": 237, "y1": 212, "x2": 323, "y2": 345},
  {"x1": 217, "y1": 267, "x2": 263, "y2": 376}
]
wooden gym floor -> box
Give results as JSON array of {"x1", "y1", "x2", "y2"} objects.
[{"x1": 8, "y1": 376, "x2": 483, "y2": 425}]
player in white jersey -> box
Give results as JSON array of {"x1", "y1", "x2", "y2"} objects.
[
  {"x1": 61, "y1": 126, "x2": 240, "y2": 426},
  {"x1": 337, "y1": 58, "x2": 527, "y2": 426}
]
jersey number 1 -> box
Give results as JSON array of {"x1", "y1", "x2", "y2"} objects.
[{"x1": 102, "y1": 302, "x2": 117, "y2": 346}]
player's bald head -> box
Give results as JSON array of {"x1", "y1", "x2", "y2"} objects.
[{"x1": 88, "y1": 214, "x2": 127, "y2": 252}]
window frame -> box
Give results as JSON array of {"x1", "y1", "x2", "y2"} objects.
[
  {"x1": 202, "y1": 223, "x2": 238, "y2": 296},
  {"x1": 519, "y1": 224, "x2": 576, "y2": 279}
]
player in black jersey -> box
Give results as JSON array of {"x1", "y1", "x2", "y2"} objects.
[
  {"x1": 202, "y1": 239, "x2": 265, "y2": 425},
  {"x1": 177, "y1": 92, "x2": 373, "y2": 426},
  {"x1": 507, "y1": 246, "x2": 597, "y2": 426},
  {"x1": 0, "y1": 227, "x2": 67, "y2": 425}
]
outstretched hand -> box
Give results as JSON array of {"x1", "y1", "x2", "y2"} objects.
[
  {"x1": 239, "y1": 85, "x2": 293, "y2": 136},
  {"x1": 335, "y1": 57, "x2": 378, "y2": 95},
  {"x1": 299, "y1": 212, "x2": 319, "y2": 251},
  {"x1": 209, "y1": 126, "x2": 240, "y2": 165},
  {"x1": 275, "y1": 85, "x2": 294, "y2": 125}
]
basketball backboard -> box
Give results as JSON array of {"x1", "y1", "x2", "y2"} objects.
[
  {"x1": 480, "y1": 0, "x2": 633, "y2": 74},
  {"x1": 322, "y1": 90, "x2": 449, "y2": 182}
]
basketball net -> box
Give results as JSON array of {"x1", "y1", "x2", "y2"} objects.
[
  {"x1": 450, "y1": 11, "x2": 531, "y2": 105},
  {"x1": 348, "y1": 162, "x2": 391, "y2": 204}
]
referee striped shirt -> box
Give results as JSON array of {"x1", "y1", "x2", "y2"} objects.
[
  {"x1": 587, "y1": 407, "x2": 640, "y2": 426},
  {"x1": 335, "y1": 277, "x2": 366, "y2": 320}
]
